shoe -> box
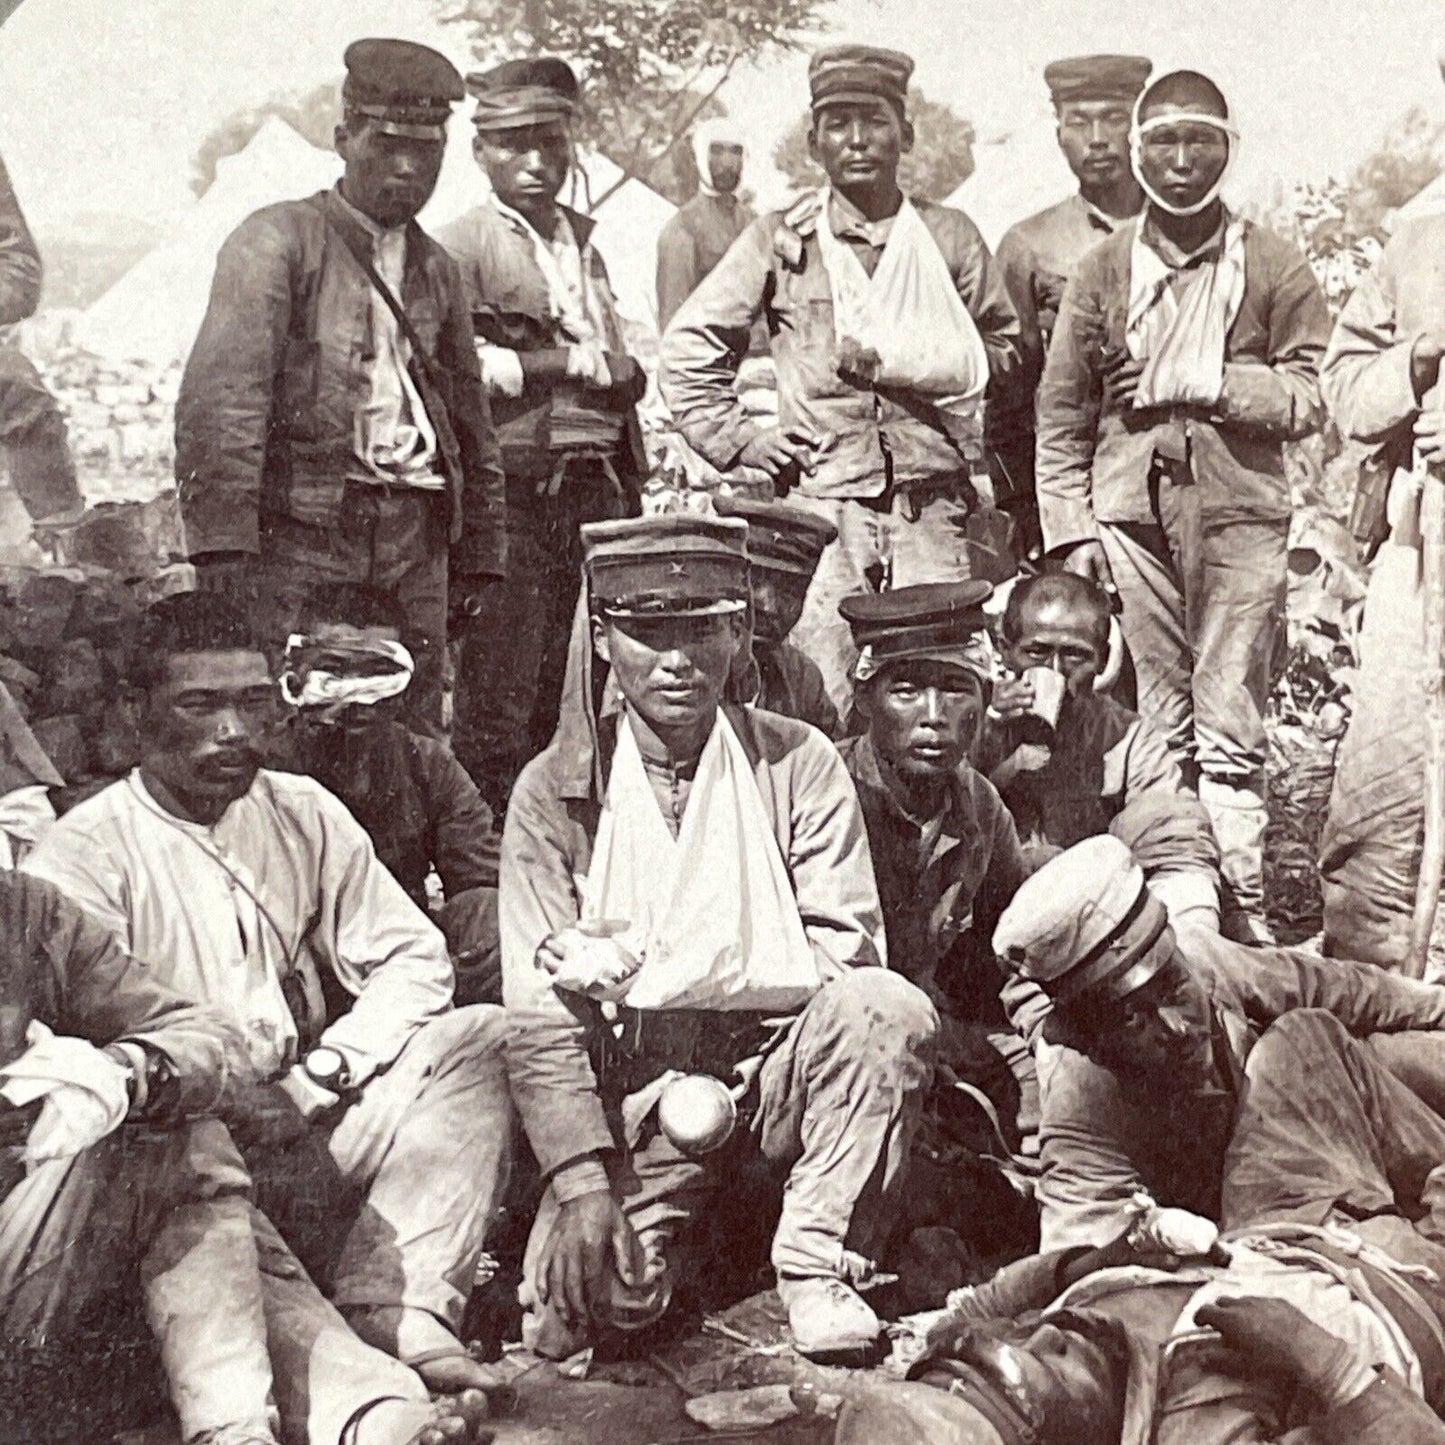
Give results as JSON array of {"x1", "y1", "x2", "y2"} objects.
[{"x1": 777, "y1": 1275, "x2": 881, "y2": 1362}]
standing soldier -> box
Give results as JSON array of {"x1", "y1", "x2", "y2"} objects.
[
  {"x1": 656, "y1": 118, "x2": 754, "y2": 332},
  {"x1": 1035, "y1": 69, "x2": 1330, "y2": 940},
  {"x1": 661, "y1": 45, "x2": 1024, "y2": 713},
  {"x1": 435, "y1": 57, "x2": 647, "y2": 814},
  {"x1": 0, "y1": 150, "x2": 84, "y2": 544},
  {"x1": 989, "y1": 55, "x2": 1151, "y2": 555},
  {"x1": 175, "y1": 38, "x2": 507, "y2": 726}
]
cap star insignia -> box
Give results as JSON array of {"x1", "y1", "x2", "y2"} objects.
[{"x1": 667, "y1": 562, "x2": 687, "y2": 576}]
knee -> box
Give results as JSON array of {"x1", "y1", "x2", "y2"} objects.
[
  {"x1": 407, "y1": 1005, "x2": 510, "y2": 1075},
  {"x1": 813, "y1": 969, "x2": 940, "y2": 1060},
  {"x1": 1249, "y1": 1008, "x2": 1346, "y2": 1073}
]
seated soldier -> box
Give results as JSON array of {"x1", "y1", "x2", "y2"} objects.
[
  {"x1": 501, "y1": 513, "x2": 938, "y2": 1364},
  {"x1": 996, "y1": 835, "x2": 1445, "y2": 1254},
  {"x1": 834, "y1": 582, "x2": 1032, "y2": 1153},
  {"x1": 0, "y1": 871, "x2": 495, "y2": 1445},
  {"x1": 713, "y1": 494, "x2": 842, "y2": 738},
  {"x1": 276, "y1": 582, "x2": 502, "y2": 1002},
  {"x1": 983, "y1": 569, "x2": 1220, "y2": 930},
  {"x1": 24, "y1": 594, "x2": 512, "y2": 1398}
]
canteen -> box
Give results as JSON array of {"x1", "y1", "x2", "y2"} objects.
[{"x1": 657, "y1": 1073, "x2": 738, "y2": 1155}]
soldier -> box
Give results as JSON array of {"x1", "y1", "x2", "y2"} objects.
[
  {"x1": 656, "y1": 118, "x2": 755, "y2": 332},
  {"x1": 176, "y1": 38, "x2": 507, "y2": 725},
  {"x1": 435, "y1": 57, "x2": 646, "y2": 814},
  {"x1": 0, "y1": 149, "x2": 83, "y2": 545},
  {"x1": 988, "y1": 55, "x2": 1151, "y2": 555},
  {"x1": 1034, "y1": 69, "x2": 1330, "y2": 939},
  {"x1": 714, "y1": 493, "x2": 842, "y2": 737},
  {"x1": 661, "y1": 44, "x2": 1024, "y2": 712}
]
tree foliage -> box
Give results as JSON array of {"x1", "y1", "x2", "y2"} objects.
[
  {"x1": 771, "y1": 87, "x2": 976, "y2": 202},
  {"x1": 436, "y1": 0, "x2": 828, "y2": 204},
  {"x1": 190, "y1": 80, "x2": 341, "y2": 198}
]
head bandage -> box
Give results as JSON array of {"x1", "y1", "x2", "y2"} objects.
[
  {"x1": 279, "y1": 634, "x2": 415, "y2": 718},
  {"x1": 692, "y1": 117, "x2": 746, "y2": 194},
  {"x1": 1130, "y1": 99, "x2": 1238, "y2": 217}
]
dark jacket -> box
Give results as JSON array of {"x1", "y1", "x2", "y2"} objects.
[
  {"x1": 175, "y1": 188, "x2": 507, "y2": 576},
  {"x1": 434, "y1": 200, "x2": 646, "y2": 485},
  {"x1": 1036, "y1": 215, "x2": 1329, "y2": 552},
  {"x1": 0, "y1": 153, "x2": 41, "y2": 328}
]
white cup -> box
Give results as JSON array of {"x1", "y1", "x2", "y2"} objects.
[{"x1": 1021, "y1": 666, "x2": 1067, "y2": 731}]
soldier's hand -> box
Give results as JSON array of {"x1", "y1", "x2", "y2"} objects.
[
  {"x1": 1195, "y1": 1296, "x2": 1360, "y2": 1402},
  {"x1": 1102, "y1": 353, "x2": 1146, "y2": 409},
  {"x1": 737, "y1": 427, "x2": 821, "y2": 481},
  {"x1": 1415, "y1": 405, "x2": 1445, "y2": 467},
  {"x1": 990, "y1": 675, "x2": 1035, "y2": 721},
  {"x1": 1411, "y1": 330, "x2": 1445, "y2": 399},
  {"x1": 536, "y1": 1188, "x2": 648, "y2": 1329},
  {"x1": 537, "y1": 928, "x2": 641, "y2": 1003},
  {"x1": 1063, "y1": 540, "x2": 1115, "y2": 590},
  {"x1": 191, "y1": 551, "x2": 254, "y2": 595}
]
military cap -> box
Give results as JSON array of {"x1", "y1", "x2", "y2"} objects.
[
  {"x1": 713, "y1": 496, "x2": 837, "y2": 578},
  {"x1": 840, "y1": 580, "x2": 991, "y2": 656},
  {"x1": 992, "y1": 835, "x2": 1173, "y2": 1006},
  {"x1": 468, "y1": 56, "x2": 580, "y2": 132},
  {"x1": 808, "y1": 44, "x2": 914, "y2": 114},
  {"x1": 343, "y1": 39, "x2": 464, "y2": 140},
  {"x1": 582, "y1": 514, "x2": 749, "y2": 619},
  {"x1": 1044, "y1": 54, "x2": 1153, "y2": 107}
]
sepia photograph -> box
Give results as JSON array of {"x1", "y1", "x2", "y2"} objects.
[{"x1": 1, "y1": 0, "x2": 1444, "y2": 1439}]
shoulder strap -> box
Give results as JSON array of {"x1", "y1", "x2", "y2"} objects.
[{"x1": 325, "y1": 211, "x2": 445, "y2": 391}]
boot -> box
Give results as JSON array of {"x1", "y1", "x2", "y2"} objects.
[{"x1": 1199, "y1": 776, "x2": 1274, "y2": 944}]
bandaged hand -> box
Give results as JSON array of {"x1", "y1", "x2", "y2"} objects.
[
  {"x1": 537, "y1": 926, "x2": 641, "y2": 1002},
  {"x1": 477, "y1": 343, "x2": 525, "y2": 399},
  {"x1": 566, "y1": 342, "x2": 613, "y2": 389},
  {"x1": 1127, "y1": 1202, "x2": 1222, "y2": 1260}
]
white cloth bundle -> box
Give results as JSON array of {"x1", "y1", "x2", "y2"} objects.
[
  {"x1": 0, "y1": 1021, "x2": 130, "y2": 1163},
  {"x1": 582, "y1": 710, "x2": 820, "y2": 1012},
  {"x1": 813, "y1": 191, "x2": 989, "y2": 411}
]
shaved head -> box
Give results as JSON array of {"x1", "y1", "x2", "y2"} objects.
[{"x1": 1137, "y1": 69, "x2": 1229, "y2": 122}]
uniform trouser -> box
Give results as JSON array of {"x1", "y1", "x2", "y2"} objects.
[
  {"x1": 789, "y1": 483, "x2": 997, "y2": 716},
  {"x1": 255, "y1": 489, "x2": 449, "y2": 726},
  {"x1": 452, "y1": 464, "x2": 623, "y2": 815},
  {"x1": 0, "y1": 347, "x2": 81, "y2": 523},
  {"x1": 1319, "y1": 540, "x2": 1428, "y2": 970},
  {"x1": 1097, "y1": 502, "x2": 1288, "y2": 923},
  {"x1": 0, "y1": 1118, "x2": 277, "y2": 1445},
  {"x1": 519, "y1": 971, "x2": 938, "y2": 1358},
  {"x1": 253, "y1": 1006, "x2": 512, "y2": 1372}
]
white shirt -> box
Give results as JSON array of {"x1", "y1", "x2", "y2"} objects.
[{"x1": 24, "y1": 769, "x2": 453, "y2": 1082}]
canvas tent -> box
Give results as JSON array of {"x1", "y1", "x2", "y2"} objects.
[{"x1": 78, "y1": 118, "x2": 341, "y2": 365}]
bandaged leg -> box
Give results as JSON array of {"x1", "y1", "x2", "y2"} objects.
[
  {"x1": 757, "y1": 970, "x2": 938, "y2": 1279},
  {"x1": 327, "y1": 1007, "x2": 512, "y2": 1386}
]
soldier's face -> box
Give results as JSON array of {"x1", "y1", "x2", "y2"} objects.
[
  {"x1": 1055, "y1": 100, "x2": 1133, "y2": 187},
  {"x1": 336, "y1": 120, "x2": 445, "y2": 228},
  {"x1": 706, "y1": 142, "x2": 744, "y2": 194},
  {"x1": 143, "y1": 650, "x2": 276, "y2": 815},
  {"x1": 1135, "y1": 103, "x2": 1230, "y2": 213},
  {"x1": 860, "y1": 660, "x2": 984, "y2": 779},
  {"x1": 809, "y1": 100, "x2": 912, "y2": 192},
  {"x1": 475, "y1": 122, "x2": 571, "y2": 213},
  {"x1": 594, "y1": 613, "x2": 744, "y2": 736},
  {"x1": 1005, "y1": 595, "x2": 1106, "y2": 697},
  {"x1": 748, "y1": 570, "x2": 808, "y2": 646}
]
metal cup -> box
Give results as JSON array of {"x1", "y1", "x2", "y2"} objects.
[{"x1": 1021, "y1": 665, "x2": 1066, "y2": 732}]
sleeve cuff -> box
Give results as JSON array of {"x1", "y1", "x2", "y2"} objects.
[{"x1": 551, "y1": 1157, "x2": 612, "y2": 1204}]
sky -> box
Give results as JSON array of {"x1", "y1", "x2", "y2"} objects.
[{"x1": 1, "y1": 0, "x2": 1442, "y2": 231}]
